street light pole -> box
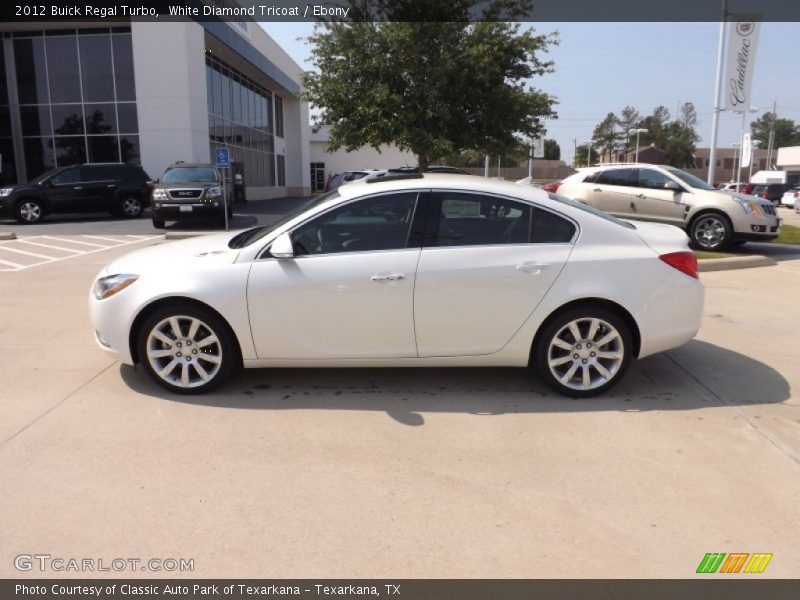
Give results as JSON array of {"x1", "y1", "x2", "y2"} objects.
[
  {"x1": 629, "y1": 128, "x2": 648, "y2": 162},
  {"x1": 748, "y1": 140, "x2": 761, "y2": 182},
  {"x1": 580, "y1": 141, "x2": 592, "y2": 167},
  {"x1": 731, "y1": 143, "x2": 740, "y2": 184}
]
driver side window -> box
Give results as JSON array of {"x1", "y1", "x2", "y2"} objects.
[
  {"x1": 638, "y1": 169, "x2": 671, "y2": 189},
  {"x1": 52, "y1": 169, "x2": 81, "y2": 185},
  {"x1": 291, "y1": 192, "x2": 418, "y2": 256}
]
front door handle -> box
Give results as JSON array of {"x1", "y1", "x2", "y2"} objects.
[
  {"x1": 593, "y1": 188, "x2": 602, "y2": 192},
  {"x1": 73, "y1": 186, "x2": 83, "y2": 190},
  {"x1": 515, "y1": 262, "x2": 551, "y2": 274},
  {"x1": 370, "y1": 273, "x2": 405, "y2": 281},
  {"x1": 107, "y1": 184, "x2": 117, "y2": 189},
  {"x1": 635, "y1": 193, "x2": 647, "y2": 199}
]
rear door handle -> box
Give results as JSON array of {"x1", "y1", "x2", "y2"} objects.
[
  {"x1": 370, "y1": 273, "x2": 405, "y2": 281},
  {"x1": 73, "y1": 186, "x2": 83, "y2": 190},
  {"x1": 635, "y1": 193, "x2": 647, "y2": 199},
  {"x1": 107, "y1": 184, "x2": 117, "y2": 189},
  {"x1": 515, "y1": 262, "x2": 551, "y2": 273},
  {"x1": 593, "y1": 188, "x2": 602, "y2": 192}
]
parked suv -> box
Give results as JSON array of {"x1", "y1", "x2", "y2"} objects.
[
  {"x1": 556, "y1": 163, "x2": 781, "y2": 251},
  {"x1": 0, "y1": 163, "x2": 150, "y2": 224},
  {"x1": 749, "y1": 183, "x2": 791, "y2": 206},
  {"x1": 150, "y1": 163, "x2": 231, "y2": 229}
]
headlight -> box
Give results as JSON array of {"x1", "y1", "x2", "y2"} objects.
[
  {"x1": 93, "y1": 274, "x2": 139, "y2": 300},
  {"x1": 206, "y1": 186, "x2": 222, "y2": 198},
  {"x1": 732, "y1": 196, "x2": 763, "y2": 217},
  {"x1": 0, "y1": 187, "x2": 13, "y2": 196},
  {"x1": 152, "y1": 189, "x2": 167, "y2": 200}
]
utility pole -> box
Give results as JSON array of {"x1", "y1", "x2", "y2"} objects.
[
  {"x1": 573, "y1": 138, "x2": 577, "y2": 167},
  {"x1": 484, "y1": 155, "x2": 489, "y2": 178},
  {"x1": 766, "y1": 100, "x2": 777, "y2": 168}
]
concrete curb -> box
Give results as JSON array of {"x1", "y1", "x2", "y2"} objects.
[
  {"x1": 164, "y1": 231, "x2": 220, "y2": 240},
  {"x1": 0, "y1": 232, "x2": 16, "y2": 240},
  {"x1": 699, "y1": 255, "x2": 777, "y2": 272}
]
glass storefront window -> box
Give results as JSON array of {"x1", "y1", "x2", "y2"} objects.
[
  {"x1": 46, "y1": 36, "x2": 81, "y2": 103},
  {"x1": 116, "y1": 103, "x2": 138, "y2": 133},
  {"x1": 79, "y1": 35, "x2": 115, "y2": 102},
  {"x1": 84, "y1": 103, "x2": 117, "y2": 134},
  {"x1": 112, "y1": 35, "x2": 135, "y2": 101},
  {"x1": 54, "y1": 136, "x2": 87, "y2": 166},
  {"x1": 14, "y1": 38, "x2": 49, "y2": 104},
  {"x1": 87, "y1": 135, "x2": 120, "y2": 162},
  {"x1": 20, "y1": 106, "x2": 52, "y2": 136},
  {"x1": 51, "y1": 105, "x2": 84, "y2": 135},
  {"x1": 23, "y1": 138, "x2": 55, "y2": 179}
]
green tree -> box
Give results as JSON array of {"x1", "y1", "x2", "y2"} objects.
[
  {"x1": 638, "y1": 106, "x2": 671, "y2": 149},
  {"x1": 750, "y1": 112, "x2": 800, "y2": 150},
  {"x1": 574, "y1": 144, "x2": 598, "y2": 167},
  {"x1": 543, "y1": 139, "x2": 560, "y2": 160},
  {"x1": 303, "y1": 1, "x2": 557, "y2": 171},
  {"x1": 617, "y1": 105, "x2": 640, "y2": 157},
  {"x1": 592, "y1": 112, "x2": 620, "y2": 163}
]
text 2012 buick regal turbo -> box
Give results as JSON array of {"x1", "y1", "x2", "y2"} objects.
[{"x1": 90, "y1": 174, "x2": 704, "y2": 397}]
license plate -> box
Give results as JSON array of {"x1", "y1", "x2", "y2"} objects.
[{"x1": 179, "y1": 205, "x2": 193, "y2": 213}]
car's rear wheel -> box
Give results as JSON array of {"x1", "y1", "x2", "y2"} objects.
[
  {"x1": 15, "y1": 198, "x2": 44, "y2": 224},
  {"x1": 119, "y1": 195, "x2": 144, "y2": 218},
  {"x1": 137, "y1": 306, "x2": 237, "y2": 394},
  {"x1": 534, "y1": 307, "x2": 632, "y2": 398},
  {"x1": 689, "y1": 212, "x2": 732, "y2": 251}
]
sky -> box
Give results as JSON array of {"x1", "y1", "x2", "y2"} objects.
[{"x1": 260, "y1": 21, "x2": 800, "y2": 164}]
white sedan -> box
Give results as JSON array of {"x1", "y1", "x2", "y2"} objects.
[{"x1": 89, "y1": 174, "x2": 704, "y2": 398}]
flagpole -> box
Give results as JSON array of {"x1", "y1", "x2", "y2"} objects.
[{"x1": 707, "y1": 0, "x2": 728, "y2": 185}]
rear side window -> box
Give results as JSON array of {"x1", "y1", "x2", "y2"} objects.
[
  {"x1": 52, "y1": 168, "x2": 81, "y2": 184},
  {"x1": 429, "y1": 192, "x2": 531, "y2": 246},
  {"x1": 81, "y1": 166, "x2": 114, "y2": 181},
  {"x1": 532, "y1": 208, "x2": 576, "y2": 243},
  {"x1": 597, "y1": 168, "x2": 637, "y2": 186},
  {"x1": 548, "y1": 192, "x2": 636, "y2": 229}
]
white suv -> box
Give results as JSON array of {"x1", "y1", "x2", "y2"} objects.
[{"x1": 556, "y1": 164, "x2": 781, "y2": 251}]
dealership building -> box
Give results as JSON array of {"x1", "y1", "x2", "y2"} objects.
[{"x1": 0, "y1": 18, "x2": 311, "y2": 197}]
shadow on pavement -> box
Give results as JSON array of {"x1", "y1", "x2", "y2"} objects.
[{"x1": 119, "y1": 339, "x2": 790, "y2": 426}]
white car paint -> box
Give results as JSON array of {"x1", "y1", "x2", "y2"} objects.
[{"x1": 89, "y1": 175, "x2": 704, "y2": 395}]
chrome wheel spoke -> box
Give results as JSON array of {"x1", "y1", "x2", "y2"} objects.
[
  {"x1": 168, "y1": 317, "x2": 183, "y2": 339},
  {"x1": 549, "y1": 355, "x2": 572, "y2": 368},
  {"x1": 146, "y1": 314, "x2": 223, "y2": 389},
  {"x1": 559, "y1": 363, "x2": 579, "y2": 385},
  {"x1": 548, "y1": 317, "x2": 625, "y2": 392},
  {"x1": 196, "y1": 335, "x2": 218, "y2": 348},
  {"x1": 586, "y1": 318, "x2": 600, "y2": 342},
  {"x1": 594, "y1": 361, "x2": 613, "y2": 380},
  {"x1": 187, "y1": 319, "x2": 200, "y2": 340},
  {"x1": 193, "y1": 361, "x2": 211, "y2": 382},
  {"x1": 180, "y1": 363, "x2": 190, "y2": 387},
  {"x1": 552, "y1": 337, "x2": 572, "y2": 351},
  {"x1": 148, "y1": 348, "x2": 173, "y2": 359},
  {"x1": 158, "y1": 358, "x2": 179, "y2": 378},
  {"x1": 581, "y1": 365, "x2": 591, "y2": 389},
  {"x1": 198, "y1": 352, "x2": 221, "y2": 365},
  {"x1": 152, "y1": 330, "x2": 173, "y2": 345},
  {"x1": 595, "y1": 331, "x2": 619, "y2": 348},
  {"x1": 568, "y1": 322, "x2": 582, "y2": 342},
  {"x1": 597, "y1": 350, "x2": 622, "y2": 360}
]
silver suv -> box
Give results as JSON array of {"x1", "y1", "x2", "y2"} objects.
[{"x1": 557, "y1": 163, "x2": 781, "y2": 251}]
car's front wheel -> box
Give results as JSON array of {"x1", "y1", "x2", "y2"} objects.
[
  {"x1": 534, "y1": 307, "x2": 632, "y2": 398},
  {"x1": 689, "y1": 212, "x2": 733, "y2": 251},
  {"x1": 15, "y1": 198, "x2": 45, "y2": 224},
  {"x1": 137, "y1": 306, "x2": 238, "y2": 394}
]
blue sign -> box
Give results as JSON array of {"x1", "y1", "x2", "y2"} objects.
[{"x1": 215, "y1": 147, "x2": 230, "y2": 168}]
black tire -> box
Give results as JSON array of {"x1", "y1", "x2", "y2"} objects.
[
  {"x1": 118, "y1": 195, "x2": 144, "y2": 218},
  {"x1": 730, "y1": 240, "x2": 747, "y2": 247},
  {"x1": 688, "y1": 212, "x2": 733, "y2": 251},
  {"x1": 137, "y1": 305, "x2": 238, "y2": 394},
  {"x1": 15, "y1": 198, "x2": 45, "y2": 224},
  {"x1": 152, "y1": 218, "x2": 165, "y2": 229},
  {"x1": 533, "y1": 306, "x2": 633, "y2": 398}
]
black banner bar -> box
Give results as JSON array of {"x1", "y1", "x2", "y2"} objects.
[
  {"x1": 2, "y1": 0, "x2": 800, "y2": 23},
  {"x1": 3, "y1": 580, "x2": 800, "y2": 600}
]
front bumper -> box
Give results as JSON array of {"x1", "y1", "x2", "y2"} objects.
[
  {"x1": 731, "y1": 213, "x2": 781, "y2": 242},
  {"x1": 0, "y1": 197, "x2": 16, "y2": 218},
  {"x1": 151, "y1": 201, "x2": 224, "y2": 219}
]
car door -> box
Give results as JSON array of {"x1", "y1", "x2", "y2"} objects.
[
  {"x1": 585, "y1": 168, "x2": 637, "y2": 216},
  {"x1": 413, "y1": 191, "x2": 575, "y2": 357},
  {"x1": 78, "y1": 165, "x2": 117, "y2": 211},
  {"x1": 246, "y1": 191, "x2": 423, "y2": 359},
  {"x1": 45, "y1": 167, "x2": 84, "y2": 213},
  {"x1": 632, "y1": 168, "x2": 688, "y2": 224}
]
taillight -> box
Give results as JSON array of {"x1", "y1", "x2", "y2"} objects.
[
  {"x1": 542, "y1": 181, "x2": 561, "y2": 192},
  {"x1": 794, "y1": 191, "x2": 798, "y2": 198},
  {"x1": 146, "y1": 181, "x2": 154, "y2": 191},
  {"x1": 659, "y1": 251, "x2": 699, "y2": 279}
]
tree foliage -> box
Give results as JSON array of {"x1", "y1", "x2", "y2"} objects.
[
  {"x1": 303, "y1": 1, "x2": 558, "y2": 170},
  {"x1": 543, "y1": 139, "x2": 560, "y2": 160},
  {"x1": 574, "y1": 144, "x2": 599, "y2": 167},
  {"x1": 750, "y1": 111, "x2": 800, "y2": 150}
]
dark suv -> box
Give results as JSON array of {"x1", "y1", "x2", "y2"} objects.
[
  {"x1": 749, "y1": 183, "x2": 790, "y2": 206},
  {"x1": 150, "y1": 163, "x2": 231, "y2": 229},
  {"x1": 0, "y1": 163, "x2": 151, "y2": 224}
]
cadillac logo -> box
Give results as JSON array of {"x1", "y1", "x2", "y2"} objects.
[{"x1": 736, "y1": 22, "x2": 754, "y2": 36}]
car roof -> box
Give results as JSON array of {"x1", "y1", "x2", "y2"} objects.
[{"x1": 166, "y1": 163, "x2": 218, "y2": 169}]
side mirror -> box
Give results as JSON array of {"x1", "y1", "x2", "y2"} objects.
[
  {"x1": 664, "y1": 181, "x2": 681, "y2": 191},
  {"x1": 270, "y1": 232, "x2": 295, "y2": 259}
]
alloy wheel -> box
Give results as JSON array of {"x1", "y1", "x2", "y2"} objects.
[
  {"x1": 145, "y1": 315, "x2": 223, "y2": 389},
  {"x1": 693, "y1": 215, "x2": 726, "y2": 248},
  {"x1": 122, "y1": 197, "x2": 142, "y2": 217},
  {"x1": 19, "y1": 201, "x2": 42, "y2": 223},
  {"x1": 547, "y1": 317, "x2": 624, "y2": 391}
]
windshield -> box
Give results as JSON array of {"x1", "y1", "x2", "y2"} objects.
[
  {"x1": 162, "y1": 167, "x2": 218, "y2": 183},
  {"x1": 228, "y1": 190, "x2": 341, "y2": 249},
  {"x1": 547, "y1": 192, "x2": 636, "y2": 229},
  {"x1": 31, "y1": 168, "x2": 60, "y2": 184},
  {"x1": 664, "y1": 167, "x2": 716, "y2": 191}
]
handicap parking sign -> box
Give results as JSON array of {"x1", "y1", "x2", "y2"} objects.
[{"x1": 215, "y1": 147, "x2": 230, "y2": 168}]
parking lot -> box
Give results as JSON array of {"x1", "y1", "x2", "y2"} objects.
[{"x1": 0, "y1": 206, "x2": 799, "y2": 579}]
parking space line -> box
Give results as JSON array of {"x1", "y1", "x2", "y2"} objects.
[
  {"x1": 17, "y1": 239, "x2": 87, "y2": 253},
  {"x1": 0, "y1": 257, "x2": 23, "y2": 270},
  {"x1": 124, "y1": 234, "x2": 151, "y2": 239},
  {"x1": 42, "y1": 236, "x2": 108, "y2": 248},
  {"x1": 0, "y1": 245, "x2": 56, "y2": 259}
]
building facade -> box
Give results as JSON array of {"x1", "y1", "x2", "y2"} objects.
[{"x1": 0, "y1": 19, "x2": 310, "y2": 198}]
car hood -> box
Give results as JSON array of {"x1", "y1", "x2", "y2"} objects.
[
  {"x1": 629, "y1": 220, "x2": 691, "y2": 255},
  {"x1": 2, "y1": 183, "x2": 38, "y2": 194},
  {"x1": 101, "y1": 232, "x2": 241, "y2": 275}
]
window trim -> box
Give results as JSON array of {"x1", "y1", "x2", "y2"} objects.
[
  {"x1": 421, "y1": 189, "x2": 579, "y2": 249},
  {"x1": 257, "y1": 190, "x2": 427, "y2": 260}
]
